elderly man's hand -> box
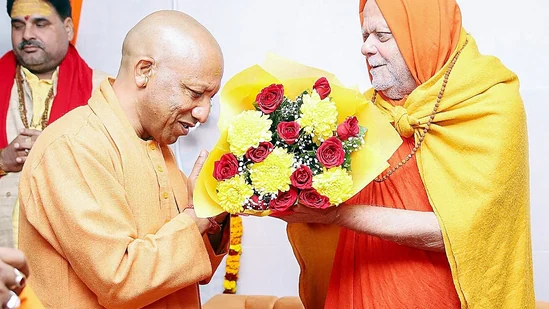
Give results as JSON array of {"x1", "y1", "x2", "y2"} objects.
[
  {"x1": 0, "y1": 129, "x2": 41, "y2": 173},
  {"x1": 272, "y1": 204, "x2": 341, "y2": 225},
  {"x1": 0, "y1": 247, "x2": 29, "y2": 308}
]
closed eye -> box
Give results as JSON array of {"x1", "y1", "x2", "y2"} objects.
[
  {"x1": 376, "y1": 32, "x2": 392, "y2": 42},
  {"x1": 189, "y1": 89, "x2": 203, "y2": 99},
  {"x1": 362, "y1": 30, "x2": 392, "y2": 42},
  {"x1": 11, "y1": 21, "x2": 24, "y2": 30},
  {"x1": 180, "y1": 81, "x2": 204, "y2": 99}
]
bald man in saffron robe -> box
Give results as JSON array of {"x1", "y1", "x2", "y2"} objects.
[
  {"x1": 17, "y1": 11, "x2": 229, "y2": 308},
  {"x1": 281, "y1": 0, "x2": 535, "y2": 308}
]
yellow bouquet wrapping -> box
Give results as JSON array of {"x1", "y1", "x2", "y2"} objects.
[{"x1": 194, "y1": 54, "x2": 401, "y2": 218}]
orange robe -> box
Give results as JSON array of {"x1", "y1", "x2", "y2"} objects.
[
  {"x1": 325, "y1": 135, "x2": 460, "y2": 308},
  {"x1": 18, "y1": 78, "x2": 229, "y2": 308},
  {"x1": 289, "y1": 1, "x2": 534, "y2": 307}
]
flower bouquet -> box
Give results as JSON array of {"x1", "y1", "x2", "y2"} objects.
[{"x1": 194, "y1": 54, "x2": 401, "y2": 218}]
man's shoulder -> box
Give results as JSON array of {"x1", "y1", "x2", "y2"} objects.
[
  {"x1": 34, "y1": 106, "x2": 112, "y2": 156},
  {"x1": 21, "y1": 106, "x2": 121, "y2": 185}
]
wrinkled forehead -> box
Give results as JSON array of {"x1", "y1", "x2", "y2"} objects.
[{"x1": 10, "y1": 0, "x2": 54, "y2": 19}]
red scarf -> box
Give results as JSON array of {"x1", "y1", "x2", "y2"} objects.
[{"x1": 0, "y1": 44, "x2": 93, "y2": 148}]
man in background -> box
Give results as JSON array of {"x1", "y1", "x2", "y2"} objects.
[{"x1": 0, "y1": 0, "x2": 106, "y2": 248}]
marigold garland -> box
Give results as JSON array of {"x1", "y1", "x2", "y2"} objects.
[{"x1": 223, "y1": 214, "x2": 243, "y2": 294}]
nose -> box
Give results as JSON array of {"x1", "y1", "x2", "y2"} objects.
[
  {"x1": 191, "y1": 98, "x2": 212, "y2": 124},
  {"x1": 22, "y1": 24, "x2": 35, "y2": 41},
  {"x1": 361, "y1": 35, "x2": 377, "y2": 57}
]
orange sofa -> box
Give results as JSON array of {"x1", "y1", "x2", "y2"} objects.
[
  {"x1": 538, "y1": 300, "x2": 549, "y2": 309},
  {"x1": 203, "y1": 295, "x2": 304, "y2": 309}
]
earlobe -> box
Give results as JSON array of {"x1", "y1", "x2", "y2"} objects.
[
  {"x1": 135, "y1": 58, "x2": 155, "y2": 88},
  {"x1": 140, "y1": 75, "x2": 149, "y2": 88}
]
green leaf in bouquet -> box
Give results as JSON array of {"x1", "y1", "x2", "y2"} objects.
[
  {"x1": 294, "y1": 91, "x2": 308, "y2": 110},
  {"x1": 252, "y1": 101, "x2": 260, "y2": 111},
  {"x1": 342, "y1": 152, "x2": 353, "y2": 171},
  {"x1": 359, "y1": 125, "x2": 368, "y2": 137},
  {"x1": 342, "y1": 140, "x2": 355, "y2": 153}
]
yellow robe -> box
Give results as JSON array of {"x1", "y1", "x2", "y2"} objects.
[
  {"x1": 18, "y1": 78, "x2": 229, "y2": 308},
  {"x1": 288, "y1": 31, "x2": 535, "y2": 308}
]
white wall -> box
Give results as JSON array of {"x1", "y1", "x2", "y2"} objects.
[{"x1": 1, "y1": 0, "x2": 547, "y2": 302}]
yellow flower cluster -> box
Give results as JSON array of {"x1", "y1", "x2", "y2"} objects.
[
  {"x1": 224, "y1": 215, "x2": 243, "y2": 294},
  {"x1": 227, "y1": 110, "x2": 272, "y2": 157},
  {"x1": 312, "y1": 167, "x2": 354, "y2": 205},
  {"x1": 217, "y1": 175, "x2": 253, "y2": 214},
  {"x1": 250, "y1": 148, "x2": 294, "y2": 194},
  {"x1": 298, "y1": 90, "x2": 338, "y2": 141}
]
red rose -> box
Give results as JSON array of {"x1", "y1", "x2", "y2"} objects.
[
  {"x1": 337, "y1": 116, "x2": 360, "y2": 141},
  {"x1": 316, "y1": 137, "x2": 345, "y2": 168},
  {"x1": 277, "y1": 121, "x2": 300, "y2": 145},
  {"x1": 245, "y1": 142, "x2": 274, "y2": 163},
  {"x1": 290, "y1": 165, "x2": 313, "y2": 189},
  {"x1": 213, "y1": 153, "x2": 239, "y2": 181},
  {"x1": 270, "y1": 187, "x2": 298, "y2": 212},
  {"x1": 250, "y1": 195, "x2": 268, "y2": 210},
  {"x1": 299, "y1": 188, "x2": 330, "y2": 209},
  {"x1": 256, "y1": 84, "x2": 284, "y2": 114},
  {"x1": 313, "y1": 77, "x2": 331, "y2": 100}
]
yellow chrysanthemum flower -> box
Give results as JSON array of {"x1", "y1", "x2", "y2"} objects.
[
  {"x1": 298, "y1": 90, "x2": 338, "y2": 141},
  {"x1": 312, "y1": 167, "x2": 354, "y2": 205},
  {"x1": 250, "y1": 147, "x2": 294, "y2": 194},
  {"x1": 217, "y1": 175, "x2": 254, "y2": 214},
  {"x1": 227, "y1": 110, "x2": 272, "y2": 157}
]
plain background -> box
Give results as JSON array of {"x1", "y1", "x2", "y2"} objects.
[{"x1": 1, "y1": 0, "x2": 547, "y2": 303}]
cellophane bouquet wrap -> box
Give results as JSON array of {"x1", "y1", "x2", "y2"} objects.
[{"x1": 194, "y1": 54, "x2": 401, "y2": 218}]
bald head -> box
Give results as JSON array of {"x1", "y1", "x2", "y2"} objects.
[
  {"x1": 113, "y1": 10, "x2": 224, "y2": 145},
  {"x1": 120, "y1": 10, "x2": 222, "y2": 74}
]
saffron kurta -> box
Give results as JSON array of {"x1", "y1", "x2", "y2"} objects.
[{"x1": 18, "y1": 78, "x2": 228, "y2": 308}]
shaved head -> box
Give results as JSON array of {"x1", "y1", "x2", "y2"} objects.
[
  {"x1": 113, "y1": 10, "x2": 224, "y2": 145},
  {"x1": 120, "y1": 10, "x2": 222, "y2": 75}
]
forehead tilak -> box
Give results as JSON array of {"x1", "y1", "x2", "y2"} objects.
[{"x1": 11, "y1": 0, "x2": 53, "y2": 18}]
